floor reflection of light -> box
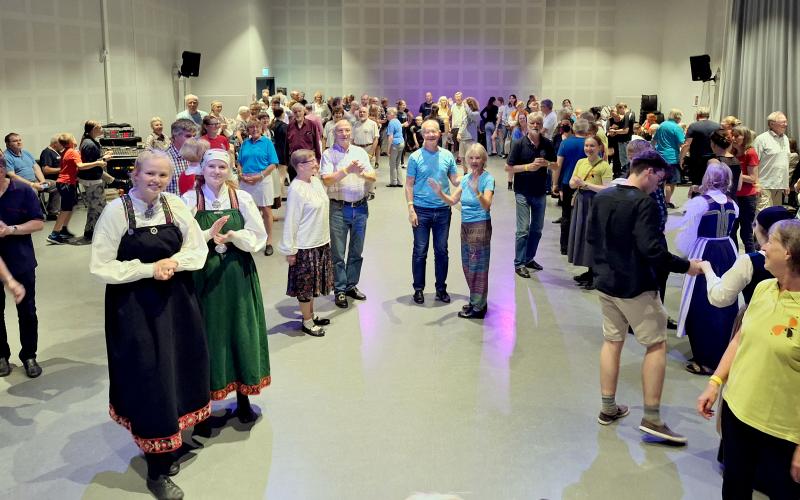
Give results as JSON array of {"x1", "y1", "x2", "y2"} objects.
[{"x1": 476, "y1": 266, "x2": 519, "y2": 414}]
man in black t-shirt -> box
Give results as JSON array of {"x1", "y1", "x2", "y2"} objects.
[
  {"x1": 39, "y1": 136, "x2": 63, "y2": 219},
  {"x1": 681, "y1": 107, "x2": 720, "y2": 187},
  {"x1": 505, "y1": 112, "x2": 557, "y2": 278},
  {"x1": 608, "y1": 102, "x2": 635, "y2": 177}
]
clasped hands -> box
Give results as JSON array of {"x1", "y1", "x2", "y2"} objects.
[
  {"x1": 209, "y1": 214, "x2": 234, "y2": 246},
  {"x1": 687, "y1": 259, "x2": 707, "y2": 276}
]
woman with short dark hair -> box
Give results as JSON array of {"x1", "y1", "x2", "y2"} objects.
[{"x1": 78, "y1": 120, "x2": 112, "y2": 243}]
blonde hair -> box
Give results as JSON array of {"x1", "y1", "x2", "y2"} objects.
[
  {"x1": 179, "y1": 137, "x2": 210, "y2": 163},
  {"x1": 465, "y1": 142, "x2": 488, "y2": 166},
  {"x1": 150, "y1": 116, "x2": 163, "y2": 127},
  {"x1": 668, "y1": 108, "x2": 683, "y2": 121},
  {"x1": 731, "y1": 125, "x2": 755, "y2": 149},
  {"x1": 132, "y1": 149, "x2": 172, "y2": 177},
  {"x1": 57, "y1": 132, "x2": 77, "y2": 148},
  {"x1": 721, "y1": 115, "x2": 741, "y2": 128}
]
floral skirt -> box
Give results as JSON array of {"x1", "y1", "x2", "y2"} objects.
[{"x1": 286, "y1": 243, "x2": 334, "y2": 301}]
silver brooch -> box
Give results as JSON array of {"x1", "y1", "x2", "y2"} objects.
[
  {"x1": 215, "y1": 243, "x2": 227, "y2": 254},
  {"x1": 211, "y1": 200, "x2": 221, "y2": 209}
]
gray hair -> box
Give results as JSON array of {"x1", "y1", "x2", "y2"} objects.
[
  {"x1": 696, "y1": 106, "x2": 710, "y2": 118},
  {"x1": 668, "y1": 108, "x2": 683, "y2": 121},
  {"x1": 183, "y1": 94, "x2": 199, "y2": 104},
  {"x1": 386, "y1": 107, "x2": 398, "y2": 116},
  {"x1": 769, "y1": 219, "x2": 800, "y2": 274},
  {"x1": 700, "y1": 161, "x2": 732, "y2": 194},
  {"x1": 767, "y1": 111, "x2": 787, "y2": 124},
  {"x1": 170, "y1": 118, "x2": 198, "y2": 138},
  {"x1": 573, "y1": 118, "x2": 590, "y2": 134}
]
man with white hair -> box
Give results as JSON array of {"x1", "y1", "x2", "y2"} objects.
[
  {"x1": 175, "y1": 94, "x2": 207, "y2": 128},
  {"x1": 450, "y1": 91, "x2": 466, "y2": 160},
  {"x1": 753, "y1": 111, "x2": 790, "y2": 210},
  {"x1": 320, "y1": 120, "x2": 376, "y2": 309}
]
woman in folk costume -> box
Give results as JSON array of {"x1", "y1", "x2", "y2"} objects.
[
  {"x1": 90, "y1": 150, "x2": 210, "y2": 500},
  {"x1": 182, "y1": 149, "x2": 271, "y2": 424},
  {"x1": 670, "y1": 161, "x2": 739, "y2": 375}
]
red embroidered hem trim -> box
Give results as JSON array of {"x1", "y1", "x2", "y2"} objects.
[
  {"x1": 109, "y1": 402, "x2": 211, "y2": 454},
  {"x1": 210, "y1": 375, "x2": 271, "y2": 401}
]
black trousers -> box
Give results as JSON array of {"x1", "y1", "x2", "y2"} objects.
[
  {"x1": 721, "y1": 402, "x2": 800, "y2": 500},
  {"x1": 560, "y1": 185, "x2": 575, "y2": 253},
  {"x1": 0, "y1": 269, "x2": 38, "y2": 360}
]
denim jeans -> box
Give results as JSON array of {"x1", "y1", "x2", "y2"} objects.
[
  {"x1": 732, "y1": 195, "x2": 757, "y2": 253},
  {"x1": 484, "y1": 122, "x2": 496, "y2": 153},
  {"x1": 514, "y1": 193, "x2": 547, "y2": 266},
  {"x1": 412, "y1": 205, "x2": 451, "y2": 291},
  {"x1": 329, "y1": 201, "x2": 369, "y2": 293},
  {"x1": 495, "y1": 124, "x2": 508, "y2": 155}
]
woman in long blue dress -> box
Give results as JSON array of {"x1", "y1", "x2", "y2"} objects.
[{"x1": 671, "y1": 161, "x2": 739, "y2": 374}]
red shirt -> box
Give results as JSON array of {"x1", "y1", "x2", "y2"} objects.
[
  {"x1": 286, "y1": 119, "x2": 322, "y2": 160},
  {"x1": 57, "y1": 148, "x2": 81, "y2": 185},
  {"x1": 736, "y1": 147, "x2": 759, "y2": 196},
  {"x1": 202, "y1": 134, "x2": 230, "y2": 151}
]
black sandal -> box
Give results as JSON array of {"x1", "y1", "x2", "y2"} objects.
[{"x1": 685, "y1": 361, "x2": 713, "y2": 375}]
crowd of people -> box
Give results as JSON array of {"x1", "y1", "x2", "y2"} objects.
[{"x1": 0, "y1": 88, "x2": 798, "y2": 499}]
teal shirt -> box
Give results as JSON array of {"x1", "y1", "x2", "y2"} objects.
[
  {"x1": 460, "y1": 171, "x2": 495, "y2": 222},
  {"x1": 408, "y1": 147, "x2": 457, "y2": 208}
]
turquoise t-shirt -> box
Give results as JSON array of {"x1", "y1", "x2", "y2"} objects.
[
  {"x1": 387, "y1": 118, "x2": 404, "y2": 145},
  {"x1": 408, "y1": 147, "x2": 458, "y2": 208},
  {"x1": 461, "y1": 171, "x2": 495, "y2": 223}
]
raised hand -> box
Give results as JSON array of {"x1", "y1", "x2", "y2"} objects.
[{"x1": 209, "y1": 215, "x2": 230, "y2": 239}]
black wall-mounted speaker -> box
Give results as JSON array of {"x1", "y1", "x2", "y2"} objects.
[
  {"x1": 180, "y1": 51, "x2": 201, "y2": 77},
  {"x1": 689, "y1": 55, "x2": 712, "y2": 82}
]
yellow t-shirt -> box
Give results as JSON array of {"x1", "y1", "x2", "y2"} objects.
[
  {"x1": 572, "y1": 158, "x2": 612, "y2": 186},
  {"x1": 724, "y1": 279, "x2": 800, "y2": 444}
]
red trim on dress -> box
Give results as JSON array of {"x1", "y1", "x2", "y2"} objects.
[
  {"x1": 210, "y1": 375, "x2": 271, "y2": 401},
  {"x1": 109, "y1": 402, "x2": 211, "y2": 454}
]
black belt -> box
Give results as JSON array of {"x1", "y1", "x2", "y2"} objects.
[
  {"x1": 330, "y1": 197, "x2": 368, "y2": 207},
  {"x1": 354, "y1": 143, "x2": 373, "y2": 148}
]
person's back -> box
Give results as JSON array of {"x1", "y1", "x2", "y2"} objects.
[
  {"x1": 687, "y1": 119, "x2": 720, "y2": 159},
  {"x1": 654, "y1": 120, "x2": 685, "y2": 164}
]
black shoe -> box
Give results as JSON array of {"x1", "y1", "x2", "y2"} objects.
[
  {"x1": 582, "y1": 281, "x2": 596, "y2": 291},
  {"x1": 525, "y1": 259, "x2": 543, "y2": 271},
  {"x1": 70, "y1": 237, "x2": 92, "y2": 246},
  {"x1": 667, "y1": 318, "x2": 678, "y2": 330},
  {"x1": 313, "y1": 316, "x2": 330, "y2": 326},
  {"x1": 413, "y1": 290, "x2": 424, "y2": 304},
  {"x1": 46, "y1": 232, "x2": 66, "y2": 245},
  {"x1": 301, "y1": 324, "x2": 326, "y2": 337},
  {"x1": 236, "y1": 406, "x2": 258, "y2": 424},
  {"x1": 146, "y1": 476, "x2": 184, "y2": 500},
  {"x1": 46, "y1": 213, "x2": 58, "y2": 221},
  {"x1": 168, "y1": 461, "x2": 180, "y2": 477},
  {"x1": 435, "y1": 290, "x2": 450, "y2": 303},
  {"x1": 666, "y1": 202, "x2": 676, "y2": 209},
  {"x1": 560, "y1": 249, "x2": 567, "y2": 256},
  {"x1": 0, "y1": 357, "x2": 10, "y2": 377},
  {"x1": 458, "y1": 306, "x2": 487, "y2": 319},
  {"x1": 574, "y1": 272, "x2": 592, "y2": 284},
  {"x1": 552, "y1": 217, "x2": 563, "y2": 224},
  {"x1": 345, "y1": 287, "x2": 367, "y2": 300},
  {"x1": 263, "y1": 244, "x2": 274, "y2": 256},
  {"x1": 23, "y1": 358, "x2": 42, "y2": 378},
  {"x1": 59, "y1": 228, "x2": 75, "y2": 238},
  {"x1": 507, "y1": 182, "x2": 513, "y2": 190},
  {"x1": 515, "y1": 266, "x2": 531, "y2": 278},
  {"x1": 334, "y1": 292, "x2": 349, "y2": 308},
  {"x1": 461, "y1": 303, "x2": 472, "y2": 312}
]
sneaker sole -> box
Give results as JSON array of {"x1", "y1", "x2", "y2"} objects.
[
  {"x1": 597, "y1": 407, "x2": 630, "y2": 425},
  {"x1": 47, "y1": 238, "x2": 64, "y2": 245},
  {"x1": 638, "y1": 424, "x2": 688, "y2": 444}
]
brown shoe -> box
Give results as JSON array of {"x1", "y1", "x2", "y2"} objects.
[{"x1": 639, "y1": 419, "x2": 687, "y2": 444}]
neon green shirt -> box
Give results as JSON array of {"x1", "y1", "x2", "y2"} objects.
[{"x1": 724, "y1": 279, "x2": 800, "y2": 444}]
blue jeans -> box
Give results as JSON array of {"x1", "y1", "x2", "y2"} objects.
[
  {"x1": 495, "y1": 124, "x2": 508, "y2": 155},
  {"x1": 484, "y1": 122, "x2": 496, "y2": 153},
  {"x1": 329, "y1": 201, "x2": 369, "y2": 293},
  {"x1": 412, "y1": 206, "x2": 451, "y2": 291},
  {"x1": 514, "y1": 193, "x2": 546, "y2": 267}
]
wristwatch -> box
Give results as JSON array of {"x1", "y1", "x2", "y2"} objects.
[{"x1": 11, "y1": 225, "x2": 17, "y2": 234}]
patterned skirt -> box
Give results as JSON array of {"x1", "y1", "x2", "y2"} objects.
[
  {"x1": 286, "y1": 243, "x2": 334, "y2": 301},
  {"x1": 461, "y1": 220, "x2": 492, "y2": 309}
]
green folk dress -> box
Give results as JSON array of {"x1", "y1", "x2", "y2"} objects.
[{"x1": 192, "y1": 187, "x2": 271, "y2": 400}]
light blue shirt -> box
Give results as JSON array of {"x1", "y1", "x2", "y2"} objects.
[
  {"x1": 654, "y1": 119, "x2": 685, "y2": 165},
  {"x1": 3, "y1": 149, "x2": 37, "y2": 181},
  {"x1": 175, "y1": 109, "x2": 207, "y2": 127},
  {"x1": 407, "y1": 147, "x2": 457, "y2": 208},
  {"x1": 460, "y1": 171, "x2": 494, "y2": 223},
  {"x1": 387, "y1": 118, "x2": 404, "y2": 146},
  {"x1": 238, "y1": 136, "x2": 279, "y2": 175}
]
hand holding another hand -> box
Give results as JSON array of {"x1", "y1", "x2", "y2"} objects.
[{"x1": 153, "y1": 258, "x2": 178, "y2": 280}]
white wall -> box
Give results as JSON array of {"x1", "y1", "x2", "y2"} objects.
[
  {"x1": 0, "y1": 0, "x2": 191, "y2": 151},
  {"x1": 187, "y1": 0, "x2": 270, "y2": 116}
]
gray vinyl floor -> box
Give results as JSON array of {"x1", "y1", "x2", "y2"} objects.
[{"x1": 0, "y1": 156, "x2": 755, "y2": 499}]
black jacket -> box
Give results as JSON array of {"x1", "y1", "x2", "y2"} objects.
[{"x1": 587, "y1": 185, "x2": 689, "y2": 298}]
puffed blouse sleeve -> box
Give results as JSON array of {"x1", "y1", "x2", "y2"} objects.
[
  {"x1": 166, "y1": 193, "x2": 208, "y2": 271},
  {"x1": 230, "y1": 189, "x2": 267, "y2": 253},
  {"x1": 90, "y1": 195, "x2": 207, "y2": 284}
]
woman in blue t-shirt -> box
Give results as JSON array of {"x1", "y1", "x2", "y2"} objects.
[{"x1": 428, "y1": 143, "x2": 495, "y2": 319}]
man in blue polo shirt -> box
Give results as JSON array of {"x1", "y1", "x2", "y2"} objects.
[
  {"x1": 405, "y1": 120, "x2": 459, "y2": 304},
  {"x1": 3, "y1": 133, "x2": 48, "y2": 192}
]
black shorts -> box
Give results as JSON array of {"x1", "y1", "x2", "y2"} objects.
[{"x1": 57, "y1": 183, "x2": 78, "y2": 211}]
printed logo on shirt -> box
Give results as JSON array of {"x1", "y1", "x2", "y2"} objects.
[{"x1": 771, "y1": 316, "x2": 797, "y2": 338}]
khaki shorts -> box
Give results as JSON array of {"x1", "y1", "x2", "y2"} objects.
[{"x1": 598, "y1": 290, "x2": 668, "y2": 346}]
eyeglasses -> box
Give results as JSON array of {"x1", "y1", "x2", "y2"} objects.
[{"x1": 207, "y1": 122, "x2": 220, "y2": 126}]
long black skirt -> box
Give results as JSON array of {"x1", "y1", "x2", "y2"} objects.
[{"x1": 105, "y1": 272, "x2": 211, "y2": 453}]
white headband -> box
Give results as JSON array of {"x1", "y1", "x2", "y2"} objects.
[{"x1": 201, "y1": 149, "x2": 229, "y2": 166}]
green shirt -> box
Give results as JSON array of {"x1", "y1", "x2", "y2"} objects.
[{"x1": 724, "y1": 279, "x2": 800, "y2": 444}]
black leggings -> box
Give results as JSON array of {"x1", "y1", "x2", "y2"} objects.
[{"x1": 721, "y1": 401, "x2": 800, "y2": 499}]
